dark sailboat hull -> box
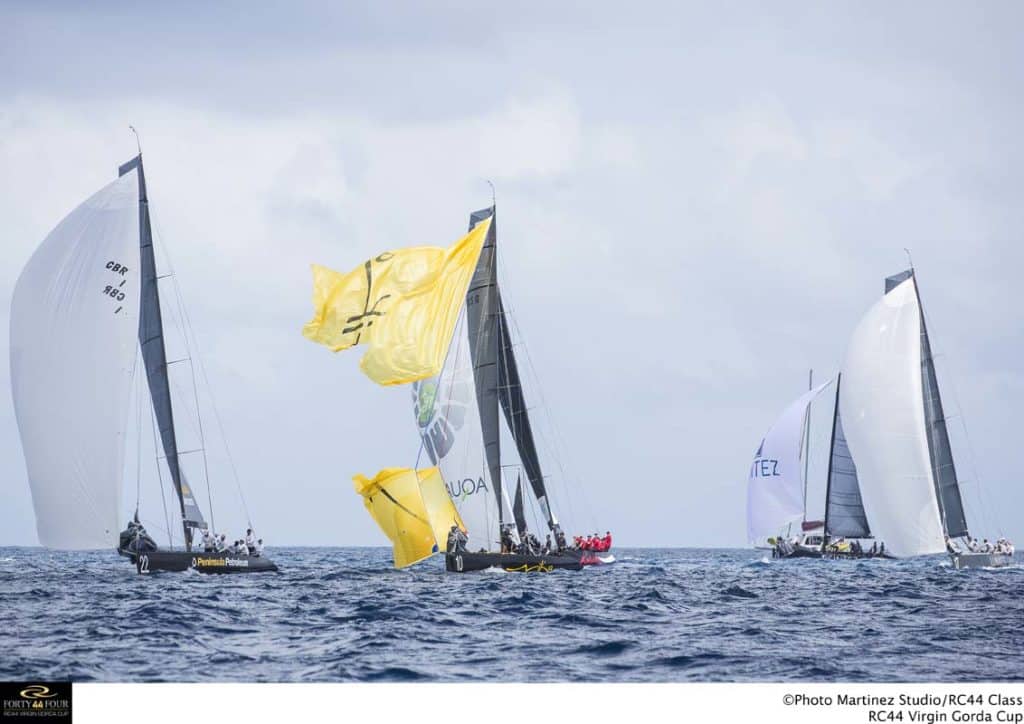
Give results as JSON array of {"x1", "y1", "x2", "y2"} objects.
[
  {"x1": 778, "y1": 547, "x2": 822, "y2": 559},
  {"x1": 130, "y1": 550, "x2": 278, "y2": 574},
  {"x1": 951, "y1": 552, "x2": 1013, "y2": 570},
  {"x1": 775, "y1": 547, "x2": 893, "y2": 560},
  {"x1": 446, "y1": 550, "x2": 586, "y2": 572}
]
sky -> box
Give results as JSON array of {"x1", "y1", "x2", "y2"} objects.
[{"x1": 1, "y1": 2, "x2": 1022, "y2": 548}]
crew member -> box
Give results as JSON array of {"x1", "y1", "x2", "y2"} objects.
[
  {"x1": 245, "y1": 528, "x2": 256, "y2": 554},
  {"x1": 253, "y1": 539, "x2": 264, "y2": 557}
]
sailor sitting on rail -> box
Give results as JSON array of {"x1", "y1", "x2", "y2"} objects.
[{"x1": 945, "y1": 536, "x2": 959, "y2": 555}]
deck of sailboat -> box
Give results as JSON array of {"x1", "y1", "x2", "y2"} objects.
[
  {"x1": 445, "y1": 549, "x2": 611, "y2": 573},
  {"x1": 129, "y1": 549, "x2": 279, "y2": 574}
]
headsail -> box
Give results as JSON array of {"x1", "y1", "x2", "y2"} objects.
[
  {"x1": 840, "y1": 274, "x2": 945, "y2": 557},
  {"x1": 497, "y1": 296, "x2": 558, "y2": 531},
  {"x1": 10, "y1": 172, "x2": 141, "y2": 549},
  {"x1": 887, "y1": 270, "x2": 968, "y2": 538},
  {"x1": 512, "y1": 475, "x2": 528, "y2": 538},
  {"x1": 353, "y1": 467, "x2": 464, "y2": 568},
  {"x1": 822, "y1": 376, "x2": 872, "y2": 539},
  {"x1": 120, "y1": 155, "x2": 206, "y2": 543},
  {"x1": 747, "y1": 381, "x2": 831, "y2": 545}
]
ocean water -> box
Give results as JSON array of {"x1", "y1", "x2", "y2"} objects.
[{"x1": 1, "y1": 546, "x2": 1021, "y2": 682}]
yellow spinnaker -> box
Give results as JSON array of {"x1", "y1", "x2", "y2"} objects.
[
  {"x1": 352, "y1": 467, "x2": 465, "y2": 569},
  {"x1": 303, "y1": 217, "x2": 491, "y2": 386}
]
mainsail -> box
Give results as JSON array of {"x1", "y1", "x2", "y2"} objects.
[
  {"x1": 886, "y1": 270, "x2": 969, "y2": 539},
  {"x1": 464, "y1": 207, "x2": 507, "y2": 533},
  {"x1": 10, "y1": 172, "x2": 141, "y2": 549},
  {"x1": 746, "y1": 381, "x2": 830, "y2": 545},
  {"x1": 840, "y1": 273, "x2": 946, "y2": 557},
  {"x1": 120, "y1": 155, "x2": 206, "y2": 543},
  {"x1": 822, "y1": 376, "x2": 872, "y2": 539}
]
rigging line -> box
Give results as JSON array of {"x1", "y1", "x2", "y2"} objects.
[
  {"x1": 133, "y1": 344, "x2": 143, "y2": 513},
  {"x1": 917, "y1": 285, "x2": 997, "y2": 537},
  {"x1": 933, "y1": 341, "x2": 1001, "y2": 538},
  {"x1": 149, "y1": 212, "x2": 245, "y2": 528},
  {"x1": 916, "y1": 290, "x2": 1000, "y2": 538},
  {"x1": 148, "y1": 385, "x2": 174, "y2": 549},
  {"x1": 496, "y1": 256, "x2": 591, "y2": 530},
  {"x1": 502, "y1": 292, "x2": 580, "y2": 529}
]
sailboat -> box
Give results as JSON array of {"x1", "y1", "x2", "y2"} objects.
[
  {"x1": 10, "y1": 149, "x2": 276, "y2": 575},
  {"x1": 839, "y1": 268, "x2": 1010, "y2": 569},
  {"x1": 747, "y1": 371, "x2": 882, "y2": 560},
  {"x1": 411, "y1": 206, "x2": 613, "y2": 572},
  {"x1": 750, "y1": 266, "x2": 1010, "y2": 568}
]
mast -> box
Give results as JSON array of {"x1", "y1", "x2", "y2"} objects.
[
  {"x1": 821, "y1": 375, "x2": 841, "y2": 545},
  {"x1": 801, "y1": 369, "x2": 813, "y2": 519},
  {"x1": 119, "y1": 153, "x2": 206, "y2": 551}
]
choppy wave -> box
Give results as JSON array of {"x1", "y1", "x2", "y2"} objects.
[{"x1": 0, "y1": 547, "x2": 1021, "y2": 682}]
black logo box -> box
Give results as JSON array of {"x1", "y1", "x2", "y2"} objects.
[{"x1": 1, "y1": 682, "x2": 72, "y2": 722}]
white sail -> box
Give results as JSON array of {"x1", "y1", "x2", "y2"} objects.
[
  {"x1": 747, "y1": 381, "x2": 831, "y2": 545},
  {"x1": 412, "y1": 311, "x2": 500, "y2": 552},
  {"x1": 10, "y1": 172, "x2": 141, "y2": 549},
  {"x1": 839, "y1": 275, "x2": 945, "y2": 557}
]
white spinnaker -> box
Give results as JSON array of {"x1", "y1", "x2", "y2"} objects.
[
  {"x1": 840, "y1": 276, "x2": 944, "y2": 557},
  {"x1": 747, "y1": 381, "x2": 831, "y2": 545},
  {"x1": 412, "y1": 310, "x2": 499, "y2": 552},
  {"x1": 10, "y1": 172, "x2": 141, "y2": 549}
]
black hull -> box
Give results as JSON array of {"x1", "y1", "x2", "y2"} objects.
[
  {"x1": 446, "y1": 550, "x2": 585, "y2": 572},
  {"x1": 778, "y1": 547, "x2": 822, "y2": 559},
  {"x1": 132, "y1": 550, "x2": 278, "y2": 574},
  {"x1": 775, "y1": 548, "x2": 893, "y2": 560}
]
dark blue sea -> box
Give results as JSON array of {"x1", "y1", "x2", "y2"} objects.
[{"x1": 1, "y1": 547, "x2": 1021, "y2": 682}]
